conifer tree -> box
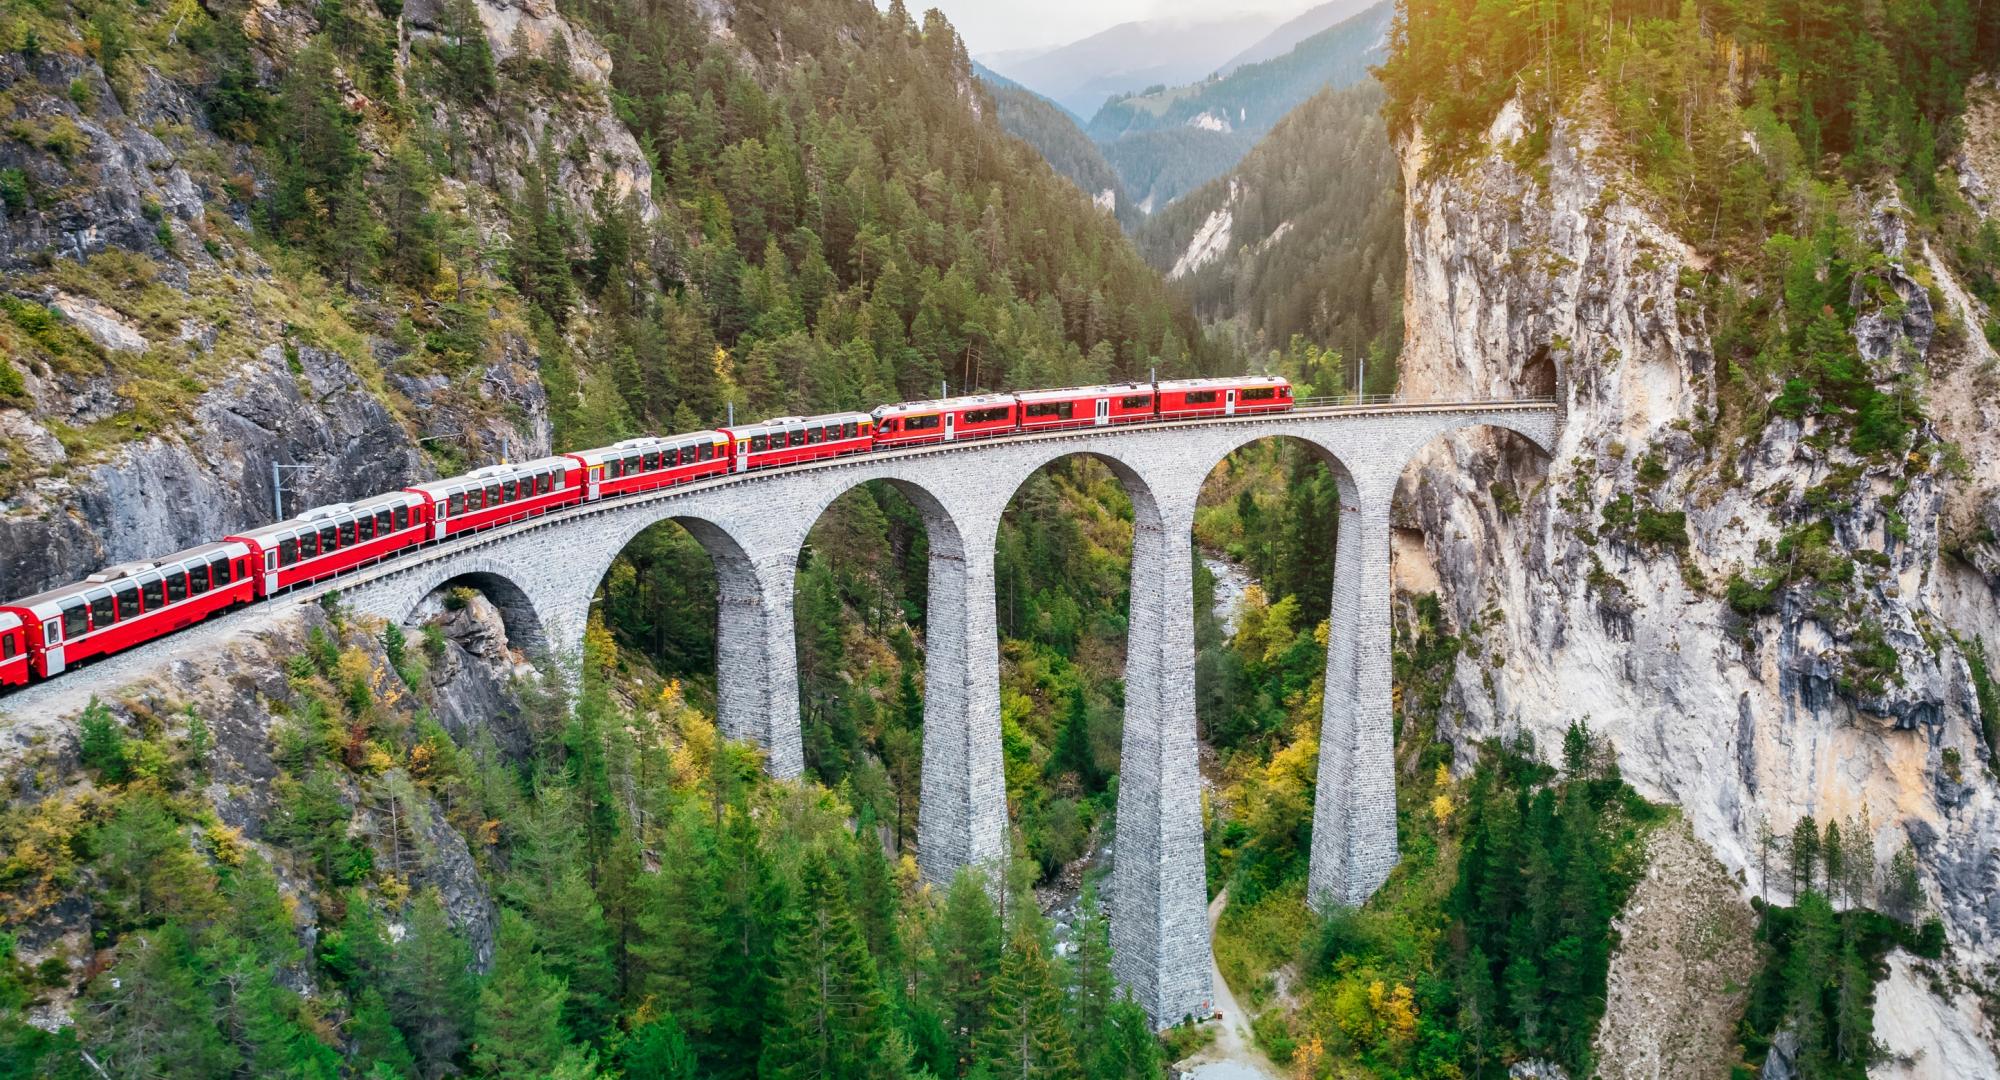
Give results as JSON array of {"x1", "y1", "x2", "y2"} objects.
[
  {"x1": 473, "y1": 910, "x2": 571, "y2": 1080},
  {"x1": 757, "y1": 850, "x2": 896, "y2": 1079},
  {"x1": 976, "y1": 918, "x2": 1080, "y2": 1080},
  {"x1": 83, "y1": 927, "x2": 240, "y2": 1078},
  {"x1": 620, "y1": 1012, "x2": 701, "y2": 1079},
  {"x1": 388, "y1": 889, "x2": 475, "y2": 1076},
  {"x1": 927, "y1": 868, "x2": 1003, "y2": 1063}
]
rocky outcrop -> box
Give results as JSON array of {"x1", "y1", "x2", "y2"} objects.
[{"x1": 1391, "y1": 91, "x2": 2000, "y2": 1066}]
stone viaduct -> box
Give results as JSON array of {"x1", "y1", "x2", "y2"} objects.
[{"x1": 25, "y1": 401, "x2": 1562, "y2": 1025}]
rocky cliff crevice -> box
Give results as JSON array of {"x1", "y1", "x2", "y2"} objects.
[{"x1": 1391, "y1": 91, "x2": 2000, "y2": 1061}]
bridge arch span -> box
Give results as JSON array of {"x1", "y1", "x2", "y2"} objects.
[{"x1": 351, "y1": 555, "x2": 556, "y2": 657}]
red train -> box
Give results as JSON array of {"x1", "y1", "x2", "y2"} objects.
[{"x1": 0, "y1": 376, "x2": 1292, "y2": 688}]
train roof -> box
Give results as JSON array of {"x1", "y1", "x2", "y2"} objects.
[
  {"x1": 570, "y1": 432, "x2": 728, "y2": 464},
  {"x1": 1156, "y1": 375, "x2": 1290, "y2": 389},
  {"x1": 404, "y1": 456, "x2": 576, "y2": 498},
  {"x1": 871, "y1": 394, "x2": 1016, "y2": 416},
  {"x1": 722, "y1": 411, "x2": 872, "y2": 436},
  {"x1": 4, "y1": 540, "x2": 252, "y2": 618},
  {"x1": 231, "y1": 490, "x2": 427, "y2": 543},
  {"x1": 1011, "y1": 383, "x2": 1151, "y2": 402},
  {"x1": 0, "y1": 610, "x2": 20, "y2": 632}
]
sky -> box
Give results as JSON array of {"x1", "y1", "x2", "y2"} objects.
[{"x1": 882, "y1": 0, "x2": 1310, "y2": 56}]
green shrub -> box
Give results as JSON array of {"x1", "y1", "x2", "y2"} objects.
[
  {"x1": 0, "y1": 168, "x2": 27, "y2": 211},
  {"x1": 1726, "y1": 571, "x2": 1781, "y2": 617},
  {"x1": 1635, "y1": 508, "x2": 1689, "y2": 547},
  {"x1": 78, "y1": 698, "x2": 129, "y2": 782}
]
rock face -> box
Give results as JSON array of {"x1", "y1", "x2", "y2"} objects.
[{"x1": 1392, "y1": 96, "x2": 2000, "y2": 1062}]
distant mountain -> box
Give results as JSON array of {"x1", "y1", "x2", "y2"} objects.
[
  {"x1": 980, "y1": 76, "x2": 1139, "y2": 229},
  {"x1": 1134, "y1": 80, "x2": 1403, "y2": 372},
  {"x1": 1084, "y1": 0, "x2": 1393, "y2": 210},
  {"x1": 1220, "y1": 0, "x2": 1381, "y2": 72},
  {"x1": 980, "y1": 14, "x2": 1282, "y2": 119}
]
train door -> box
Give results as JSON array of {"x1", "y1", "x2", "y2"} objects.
[
  {"x1": 263, "y1": 548, "x2": 280, "y2": 595},
  {"x1": 944, "y1": 412, "x2": 956, "y2": 442},
  {"x1": 1094, "y1": 398, "x2": 1110, "y2": 426},
  {"x1": 1225, "y1": 389, "x2": 1237, "y2": 416},
  {"x1": 40, "y1": 618, "x2": 64, "y2": 676},
  {"x1": 587, "y1": 464, "x2": 602, "y2": 500}
]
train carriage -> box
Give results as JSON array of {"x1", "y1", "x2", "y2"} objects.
[
  {"x1": 871, "y1": 394, "x2": 1019, "y2": 447},
  {"x1": 230, "y1": 491, "x2": 431, "y2": 597},
  {"x1": 1155, "y1": 376, "x2": 1292, "y2": 419},
  {"x1": 0, "y1": 612, "x2": 26, "y2": 688},
  {"x1": 1, "y1": 541, "x2": 257, "y2": 679},
  {"x1": 407, "y1": 457, "x2": 585, "y2": 542},
  {"x1": 724, "y1": 412, "x2": 873, "y2": 471},
  {"x1": 1012, "y1": 384, "x2": 1159, "y2": 432},
  {"x1": 570, "y1": 432, "x2": 733, "y2": 500}
]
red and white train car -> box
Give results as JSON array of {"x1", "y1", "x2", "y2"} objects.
[
  {"x1": 571, "y1": 433, "x2": 734, "y2": 499},
  {"x1": 1, "y1": 541, "x2": 257, "y2": 679},
  {"x1": 1012, "y1": 384, "x2": 1159, "y2": 432},
  {"x1": 724, "y1": 412, "x2": 873, "y2": 471},
  {"x1": 0, "y1": 611, "x2": 27, "y2": 687},
  {"x1": 230, "y1": 491, "x2": 430, "y2": 597},
  {"x1": 1155, "y1": 376, "x2": 1292, "y2": 419},
  {"x1": 870, "y1": 394, "x2": 1019, "y2": 447},
  {"x1": 406, "y1": 456, "x2": 585, "y2": 542}
]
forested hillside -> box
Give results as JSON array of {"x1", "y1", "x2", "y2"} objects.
[
  {"x1": 1085, "y1": 0, "x2": 1392, "y2": 211},
  {"x1": 981, "y1": 79, "x2": 1140, "y2": 230},
  {"x1": 1135, "y1": 81, "x2": 1403, "y2": 375}
]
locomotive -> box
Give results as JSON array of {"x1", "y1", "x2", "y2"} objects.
[{"x1": 0, "y1": 376, "x2": 1292, "y2": 689}]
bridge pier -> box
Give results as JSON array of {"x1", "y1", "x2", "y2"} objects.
[
  {"x1": 1112, "y1": 483, "x2": 1213, "y2": 1026},
  {"x1": 916, "y1": 521, "x2": 1008, "y2": 883},
  {"x1": 1308, "y1": 479, "x2": 1398, "y2": 909},
  {"x1": 714, "y1": 551, "x2": 804, "y2": 779}
]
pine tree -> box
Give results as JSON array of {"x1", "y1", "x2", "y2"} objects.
[
  {"x1": 388, "y1": 889, "x2": 475, "y2": 1076},
  {"x1": 927, "y1": 868, "x2": 1003, "y2": 1063},
  {"x1": 1089, "y1": 1001, "x2": 1167, "y2": 1080},
  {"x1": 629, "y1": 818, "x2": 721, "y2": 1036},
  {"x1": 620, "y1": 1012, "x2": 701, "y2": 1079},
  {"x1": 83, "y1": 927, "x2": 240, "y2": 1078},
  {"x1": 350, "y1": 988, "x2": 420, "y2": 1079},
  {"x1": 976, "y1": 919, "x2": 1080, "y2": 1080},
  {"x1": 1067, "y1": 886, "x2": 1115, "y2": 1042},
  {"x1": 757, "y1": 851, "x2": 896, "y2": 1079},
  {"x1": 473, "y1": 910, "x2": 570, "y2": 1080}
]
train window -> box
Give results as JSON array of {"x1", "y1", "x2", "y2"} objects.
[
  {"x1": 166, "y1": 573, "x2": 187, "y2": 603},
  {"x1": 320, "y1": 526, "x2": 339, "y2": 551},
  {"x1": 640, "y1": 452, "x2": 656, "y2": 471},
  {"x1": 1242, "y1": 387, "x2": 1276, "y2": 401},
  {"x1": 2, "y1": 635, "x2": 14, "y2": 659},
  {"x1": 115, "y1": 587, "x2": 139, "y2": 620},
  {"x1": 141, "y1": 579, "x2": 164, "y2": 609},
  {"x1": 843, "y1": 422, "x2": 857, "y2": 439},
  {"x1": 63, "y1": 604, "x2": 87, "y2": 637},
  {"x1": 189, "y1": 565, "x2": 210, "y2": 595},
  {"x1": 905, "y1": 414, "x2": 939, "y2": 430},
  {"x1": 1279, "y1": 386, "x2": 1292, "y2": 396},
  {"x1": 964, "y1": 407, "x2": 1011, "y2": 423},
  {"x1": 279, "y1": 537, "x2": 297, "y2": 566},
  {"x1": 703, "y1": 442, "x2": 717, "y2": 460},
  {"x1": 1184, "y1": 390, "x2": 1218, "y2": 404},
  {"x1": 341, "y1": 520, "x2": 358, "y2": 545},
  {"x1": 91, "y1": 592, "x2": 115, "y2": 626},
  {"x1": 395, "y1": 506, "x2": 409, "y2": 530},
  {"x1": 549, "y1": 472, "x2": 562, "y2": 492},
  {"x1": 623, "y1": 456, "x2": 640, "y2": 475},
  {"x1": 448, "y1": 493, "x2": 465, "y2": 516},
  {"x1": 1025, "y1": 403, "x2": 1055, "y2": 417},
  {"x1": 751, "y1": 435, "x2": 768, "y2": 452},
  {"x1": 806, "y1": 428, "x2": 822, "y2": 444},
  {"x1": 212, "y1": 558, "x2": 233, "y2": 586},
  {"x1": 1120, "y1": 395, "x2": 1151, "y2": 409}
]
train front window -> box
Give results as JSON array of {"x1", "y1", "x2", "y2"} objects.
[
  {"x1": 166, "y1": 573, "x2": 187, "y2": 603},
  {"x1": 115, "y1": 588, "x2": 139, "y2": 620},
  {"x1": 63, "y1": 604, "x2": 87, "y2": 637}
]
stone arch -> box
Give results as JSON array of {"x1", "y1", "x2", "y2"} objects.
[{"x1": 391, "y1": 557, "x2": 551, "y2": 655}]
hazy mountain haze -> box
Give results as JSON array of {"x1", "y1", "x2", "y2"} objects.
[{"x1": 897, "y1": 0, "x2": 1310, "y2": 54}]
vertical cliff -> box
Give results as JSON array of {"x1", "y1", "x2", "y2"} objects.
[{"x1": 1391, "y1": 88, "x2": 2000, "y2": 1058}]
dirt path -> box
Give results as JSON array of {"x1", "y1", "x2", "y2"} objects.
[{"x1": 1174, "y1": 888, "x2": 1285, "y2": 1079}]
